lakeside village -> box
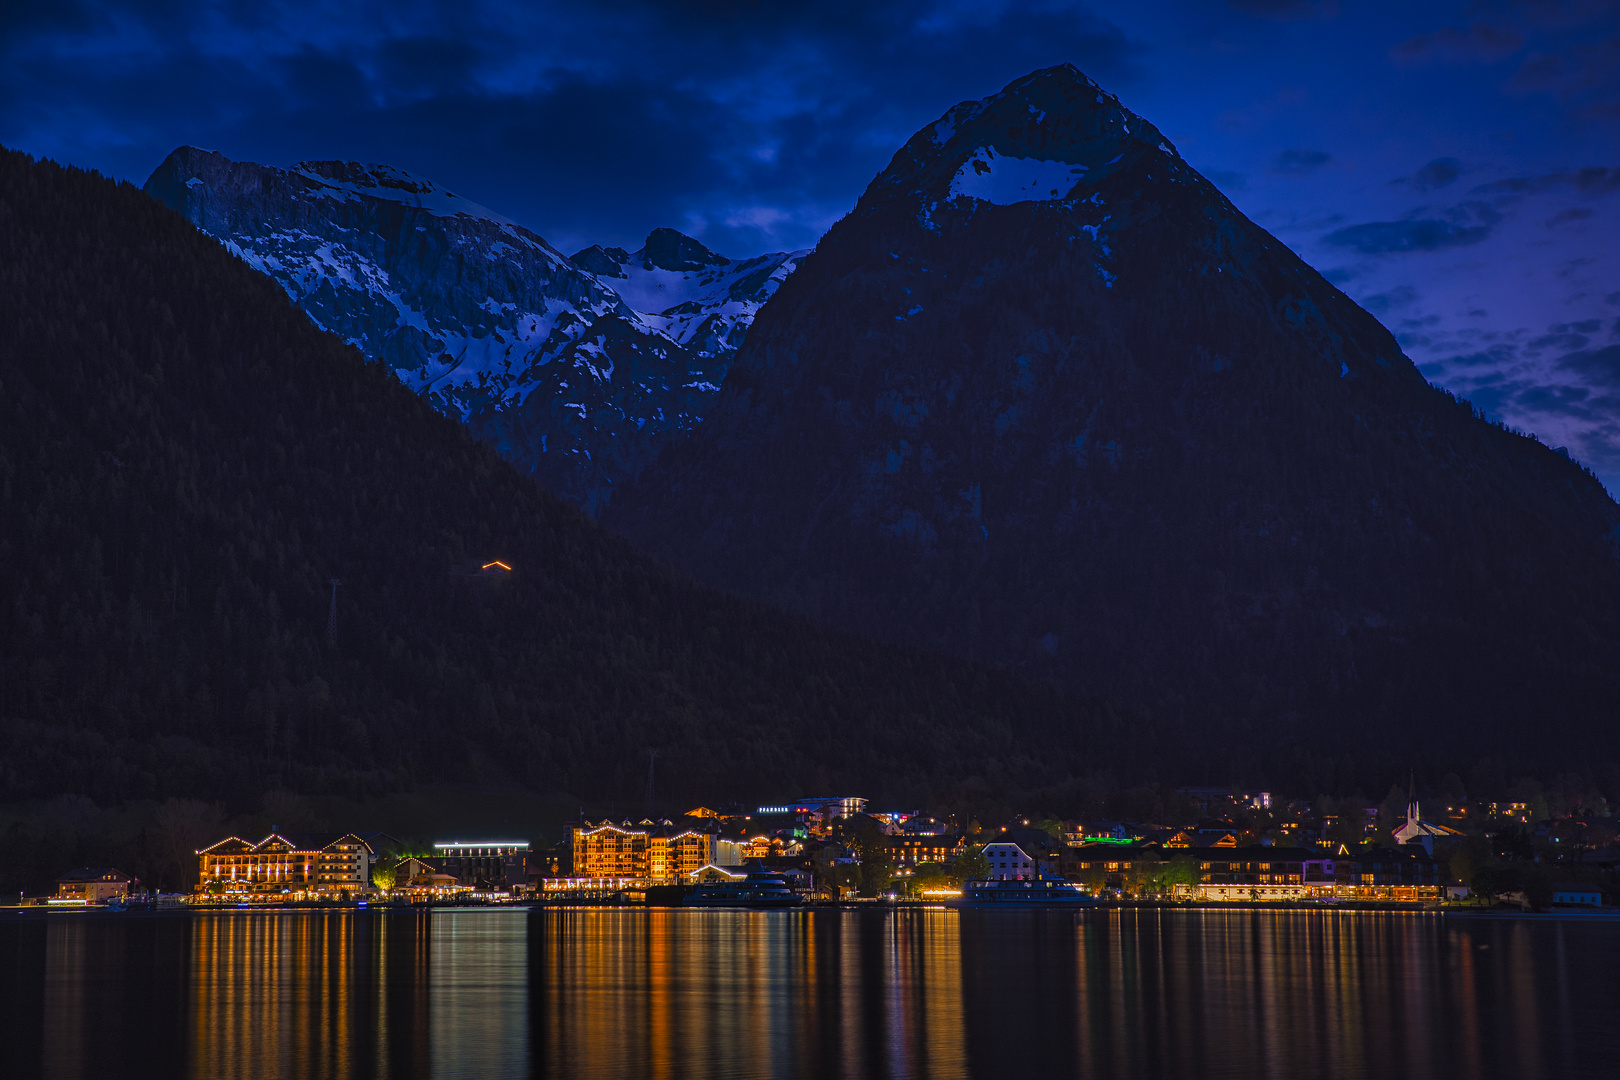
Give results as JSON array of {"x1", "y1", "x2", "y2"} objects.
[{"x1": 33, "y1": 788, "x2": 1620, "y2": 912}]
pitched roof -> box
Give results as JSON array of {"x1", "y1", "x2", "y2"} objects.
[{"x1": 987, "y1": 828, "x2": 1065, "y2": 855}]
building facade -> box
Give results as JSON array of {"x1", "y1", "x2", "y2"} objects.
[
  {"x1": 1179, "y1": 847, "x2": 1443, "y2": 901},
  {"x1": 571, "y1": 820, "x2": 717, "y2": 883},
  {"x1": 55, "y1": 868, "x2": 132, "y2": 902},
  {"x1": 316, "y1": 835, "x2": 373, "y2": 892},
  {"x1": 431, "y1": 842, "x2": 530, "y2": 890},
  {"x1": 196, "y1": 833, "x2": 376, "y2": 897},
  {"x1": 1059, "y1": 842, "x2": 1446, "y2": 901},
  {"x1": 197, "y1": 834, "x2": 319, "y2": 896},
  {"x1": 982, "y1": 830, "x2": 1065, "y2": 880},
  {"x1": 884, "y1": 834, "x2": 966, "y2": 868}
]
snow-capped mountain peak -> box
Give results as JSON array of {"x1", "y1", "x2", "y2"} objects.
[
  {"x1": 874, "y1": 63, "x2": 1185, "y2": 227},
  {"x1": 144, "y1": 146, "x2": 805, "y2": 513}
]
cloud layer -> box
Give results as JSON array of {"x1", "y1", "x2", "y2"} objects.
[{"x1": 0, "y1": 0, "x2": 1144, "y2": 254}]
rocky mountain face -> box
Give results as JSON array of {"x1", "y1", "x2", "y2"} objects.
[
  {"x1": 607, "y1": 64, "x2": 1620, "y2": 759},
  {"x1": 144, "y1": 148, "x2": 804, "y2": 512}
]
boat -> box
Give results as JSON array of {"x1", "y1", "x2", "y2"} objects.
[
  {"x1": 961, "y1": 876, "x2": 1098, "y2": 906},
  {"x1": 685, "y1": 870, "x2": 802, "y2": 908}
]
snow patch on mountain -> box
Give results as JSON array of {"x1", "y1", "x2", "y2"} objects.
[{"x1": 949, "y1": 148, "x2": 1089, "y2": 205}]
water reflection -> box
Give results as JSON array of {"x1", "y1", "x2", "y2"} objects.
[
  {"x1": 529, "y1": 909, "x2": 967, "y2": 1079},
  {"x1": 1, "y1": 907, "x2": 1617, "y2": 1078}
]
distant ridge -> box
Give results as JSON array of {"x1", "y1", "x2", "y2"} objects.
[{"x1": 144, "y1": 146, "x2": 807, "y2": 513}]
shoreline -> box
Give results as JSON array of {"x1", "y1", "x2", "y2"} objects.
[{"x1": 5, "y1": 900, "x2": 1617, "y2": 920}]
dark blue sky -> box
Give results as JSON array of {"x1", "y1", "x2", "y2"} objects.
[{"x1": 4, "y1": 0, "x2": 1618, "y2": 487}]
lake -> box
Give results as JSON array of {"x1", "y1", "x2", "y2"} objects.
[{"x1": 2, "y1": 906, "x2": 1616, "y2": 1079}]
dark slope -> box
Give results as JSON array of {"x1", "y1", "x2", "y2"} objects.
[
  {"x1": 607, "y1": 65, "x2": 1620, "y2": 762},
  {"x1": 0, "y1": 147, "x2": 1139, "y2": 810}
]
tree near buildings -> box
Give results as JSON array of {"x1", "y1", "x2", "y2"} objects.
[
  {"x1": 370, "y1": 852, "x2": 397, "y2": 892},
  {"x1": 950, "y1": 845, "x2": 990, "y2": 884},
  {"x1": 154, "y1": 798, "x2": 223, "y2": 893}
]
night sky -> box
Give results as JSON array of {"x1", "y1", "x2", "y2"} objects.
[{"x1": 5, "y1": 1, "x2": 1618, "y2": 488}]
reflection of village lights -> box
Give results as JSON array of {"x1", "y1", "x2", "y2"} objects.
[{"x1": 481, "y1": 561, "x2": 511, "y2": 571}]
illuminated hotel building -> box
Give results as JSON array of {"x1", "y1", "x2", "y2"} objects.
[
  {"x1": 196, "y1": 833, "x2": 375, "y2": 897},
  {"x1": 572, "y1": 819, "x2": 717, "y2": 882},
  {"x1": 317, "y1": 835, "x2": 373, "y2": 892}
]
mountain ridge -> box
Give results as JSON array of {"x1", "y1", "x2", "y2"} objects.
[{"x1": 143, "y1": 146, "x2": 806, "y2": 513}]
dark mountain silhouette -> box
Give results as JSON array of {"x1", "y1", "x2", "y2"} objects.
[
  {"x1": 0, "y1": 146, "x2": 1143, "y2": 814},
  {"x1": 606, "y1": 65, "x2": 1620, "y2": 763}
]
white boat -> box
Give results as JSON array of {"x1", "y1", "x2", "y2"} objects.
[
  {"x1": 962, "y1": 876, "x2": 1098, "y2": 906},
  {"x1": 685, "y1": 870, "x2": 802, "y2": 908}
]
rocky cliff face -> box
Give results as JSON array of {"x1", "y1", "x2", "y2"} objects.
[
  {"x1": 607, "y1": 64, "x2": 1620, "y2": 754},
  {"x1": 144, "y1": 148, "x2": 804, "y2": 512}
]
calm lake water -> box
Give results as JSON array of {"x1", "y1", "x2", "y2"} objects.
[{"x1": 2, "y1": 906, "x2": 1616, "y2": 1079}]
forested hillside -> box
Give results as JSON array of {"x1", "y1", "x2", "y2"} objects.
[{"x1": 0, "y1": 147, "x2": 1141, "y2": 815}]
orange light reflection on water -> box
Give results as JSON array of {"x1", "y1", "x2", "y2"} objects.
[{"x1": 11, "y1": 907, "x2": 1620, "y2": 1079}]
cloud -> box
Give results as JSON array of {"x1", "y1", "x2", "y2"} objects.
[
  {"x1": 1271, "y1": 148, "x2": 1331, "y2": 175},
  {"x1": 1360, "y1": 284, "x2": 1418, "y2": 313},
  {"x1": 1471, "y1": 167, "x2": 1620, "y2": 202},
  {"x1": 1509, "y1": 34, "x2": 1620, "y2": 99},
  {"x1": 1228, "y1": 0, "x2": 1339, "y2": 18},
  {"x1": 1558, "y1": 343, "x2": 1620, "y2": 387},
  {"x1": 1528, "y1": 324, "x2": 1595, "y2": 355},
  {"x1": 1391, "y1": 23, "x2": 1525, "y2": 63},
  {"x1": 1395, "y1": 156, "x2": 1462, "y2": 191},
  {"x1": 1547, "y1": 206, "x2": 1595, "y2": 226},
  {"x1": 1323, "y1": 218, "x2": 1493, "y2": 254},
  {"x1": 1442, "y1": 346, "x2": 1518, "y2": 368},
  {"x1": 1516, "y1": 383, "x2": 1594, "y2": 416}
]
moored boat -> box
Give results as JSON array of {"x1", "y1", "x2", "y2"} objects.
[
  {"x1": 961, "y1": 876, "x2": 1098, "y2": 906},
  {"x1": 685, "y1": 870, "x2": 802, "y2": 908}
]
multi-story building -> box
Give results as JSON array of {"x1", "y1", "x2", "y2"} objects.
[
  {"x1": 1062, "y1": 842, "x2": 1446, "y2": 902},
  {"x1": 196, "y1": 833, "x2": 376, "y2": 897},
  {"x1": 55, "y1": 868, "x2": 133, "y2": 902},
  {"x1": 197, "y1": 834, "x2": 318, "y2": 896},
  {"x1": 571, "y1": 819, "x2": 717, "y2": 883},
  {"x1": 884, "y1": 833, "x2": 966, "y2": 868},
  {"x1": 982, "y1": 829, "x2": 1065, "y2": 880},
  {"x1": 315, "y1": 835, "x2": 374, "y2": 892},
  {"x1": 1190, "y1": 848, "x2": 1316, "y2": 900},
  {"x1": 430, "y1": 841, "x2": 530, "y2": 891},
  {"x1": 1183, "y1": 847, "x2": 1443, "y2": 901}
]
